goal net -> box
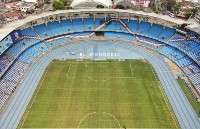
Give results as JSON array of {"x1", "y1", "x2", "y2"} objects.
[
  {"x1": 92, "y1": 58, "x2": 106, "y2": 61},
  {"x1": 119, "y1": 59, "x2": 125, "y2": 61},
  {"x1": 77, "y1": 56, "x2": 84, "y2": 61}
]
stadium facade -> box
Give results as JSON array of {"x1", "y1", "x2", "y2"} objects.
[
  {"x1": 71, "y1": 0, "x2": 112, "y2": 8},
  {"x1": 0, "y1": 9, "x2": 200, "y2": 129}
]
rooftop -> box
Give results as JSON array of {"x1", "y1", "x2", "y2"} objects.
[{"x1": 0, "y1": 9, "x2": 194, "y2": 41}]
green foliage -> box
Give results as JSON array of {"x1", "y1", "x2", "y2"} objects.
[
  {"x1": 160, "y1": 0, "x2": 178, "y2": 12},
  {"x1": 53, "y1": 1, "x2": 65, "y2": 10},
  {"x1": 149, "y1": 3, "x2": 159, "y2": 13},
  {"x1": 44, "y1": 0, "x2": 50, "y2": 4},
  {"x1": 60, "y1": 0, "x2": 68, "y2": 6},
  {"x1": 185, "y1": 11, "x2": 193, "y2": 19},
  {"x1": 174, "y1": 4, "x2": 181, "y2": 13},
  {"x1": 36, "y1": 3, "x2": 44, "y2": 8},
  {"x1": 192, "y1": 8, "x2": 198, "y2": 16},
  {"x1": 52, "y1": 0, "x2": 71, "y2": 10}
]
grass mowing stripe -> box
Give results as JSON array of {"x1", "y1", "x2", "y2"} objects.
[{"x1": 18, "y1": 60, "x2": 180, "y2": 129}]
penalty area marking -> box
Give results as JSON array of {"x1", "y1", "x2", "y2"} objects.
[
  {"x1": 78, "y1": 112, "x2": 122, "y2": 129},
  {"x1": 130, "y1": 64, "x2": 133, "y2": 76},
  {"x1": 67, "y1": 63, "x2": 71, "y2": 77},
  {"x1": 88, "y1": 77, "x2": 112, "y2": 82},
  {"x1": 88, "y1": 77, "x2": 134, "y2": 82}
]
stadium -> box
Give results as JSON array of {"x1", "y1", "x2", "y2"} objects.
[{"x1": 0, "y1": 6, "x2": 200, "y2": 129}]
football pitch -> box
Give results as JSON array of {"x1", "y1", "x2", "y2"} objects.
[{"x1": 19, "y1": 59, "x2": 180, "y2": 129}]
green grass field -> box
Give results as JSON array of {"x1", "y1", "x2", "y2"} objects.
[
  {"x1": 177, "y1": 78, "x2": 200, "y2": 117},
  {"x1": 19, "y1": 59, "x2": 180, "y2": 128}
]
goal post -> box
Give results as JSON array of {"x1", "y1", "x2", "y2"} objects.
[
  {"x1": 91, "y1": 58, "x2": 107, "y2": 61},
  {"x1": 77, "y1": 56, "x2": 84, "y2": 61},
  {"x1": 119, "y1": 58, "x2": 125, "y2": 61}
]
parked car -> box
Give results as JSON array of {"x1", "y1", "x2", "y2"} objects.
[{"x1": 170, "y1": 13, "x2": 175, "y2": 18}]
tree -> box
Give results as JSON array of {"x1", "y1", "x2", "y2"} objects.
[
  {"x1": 185, "y1": 11, "x2": 193, "y2": 19},
  {"x1": 53, "y1": 1, "x2": 64, "y2": 10},
  {"x1": 174, "y1": 4, "x2": 181, "y2": 13},
  {"x1": 166, "y1": 0, "x2": 176, "y2": 12},
  {"x1": 192, "y1": 8, "x2": 198, "y2": 16},
  {"x1": 44, "y1": 0, "x2": 50, "y2": 4},
  {"x1": 60, "y1": 0, "x2": 68, "y2": 6}
]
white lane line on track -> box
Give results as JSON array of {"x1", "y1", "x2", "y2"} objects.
[{"x1": 21, "y1": 63, "x2": 52, "y2": 128}]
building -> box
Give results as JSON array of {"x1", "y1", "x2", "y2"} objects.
[
  {"x1": 16, "y1": 2, "x2": 35, "y2": 13},
  {"x1": 3, "y1": 11, "x2": 24, "y2": 22},
  {"x1": 6, "y1": 2, "x2": 18, "y2": 10},
  {"x1": 71, "y1": 0, "x2": 112, "y2": 8},
  {"x1": 177, "y1": 0, "x2": 198, "y2": 17},
  {"x1": 194, "y1": 10, "x2": 200, "y2": 23},
  {"x1": 22, "y1": 0, "x2": 38, "y2": 3},
  {"x1": 176, "y1": 0, "x2": 200, "y2": 3},
  {"x1": 114, "y1": 0, "x2": 151, "y2": 7}
]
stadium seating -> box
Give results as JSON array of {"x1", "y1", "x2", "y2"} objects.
[
  {"x1": 47, "y1": 21, "x2": 63, "y2": 36},
  {"x1": 125, "y1": 34, "x2": 137, "y2": 42},
  {"x1": 84, "y1": 18, "x2": 95, "y2": 30},
  {"x1": 34, "y1": 43, "x2": 48, "y2": 53},
  {"x1": 116, "y1": 21, "x2": 126, "y2": 31},
  {"x1": 115, "y1": 32, "x2": 125, "y2": 39},
  {"x1": 60, "y1": 20, "x2": 74, "y2": 33},
  {"x1": 0, "y1": 17, "x2": 200, "y2": 112},
  {"x1": 147, "y1": 24, "x2": 163, "y2": 37},
  {"x1": 138, "y1": 35, "x2": 163, "y2": 45},
  {"x1": 172, "y1": 34, "x2": 185, "y2": 39},
  {"x1": 71, "y1": 32, "x2": 92, "y2": 36},
  {"x1": 95, "y1": 18, "x2": 105, "y2": 28},
  {"x1": 188, "y1": 31, "x2": 198, "y2": 37},
  {"x1": 123, "y1": 20, "x2": 139, "y2": 32},
  {"x1": 106, "y1": 21, "x2": 117, "y2": 31},
  {"x1": 137, "y1": 21, "x2": 151, "y2": 34},
  {"x1": 72, "y1": 19, "x2": 84, "y2": 31},
  {"x1": 169, "y1": 49, "x2": 185, "y2": 61},
  {"x1": 158, "y1": 27, "x2": 176, "y2": 41},
  {"x1": 105, "y1": 32, "x2": 115, "y2": 38},
  {"x1": 21, "y1": 27, "x2": 38, "y2": 37},
  {"x1": 176, "y1": 56, "x2": 193, "y2": 67},
  {"x1": 33, "y1": 24, "x2": 52, "y2": 39},
  {"x1": 161, "y1": 45, "x2": 176, "y2": 55}
]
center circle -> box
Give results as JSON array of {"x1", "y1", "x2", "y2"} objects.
[{"x1": 78, "y1": 112, "x2": 121, "y2": 128}]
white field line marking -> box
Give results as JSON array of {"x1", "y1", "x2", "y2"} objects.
[
  {"x1": 88, "y1": 77, "x2": 112, "y2": 82},
  {"x1": 21, "y1": 63, "x2": 52, "y2": 128},
  {"x1": 102, "y1": 112, "x2": 121, "y2": 129},
  {"x1": 78, "y1": 112, "x2": 121, "y2": 129},
  {"x1": 51, "y1": 62, "x2": 122, "y2": 64},
  {"x1": 149, "y1": 64, "x2": 179, "y2": 129},
  {"x1": 88, "y1": 76, "x2": 134, "y2": 82},
  {"x1": 130, "y1": 64, "x2": 133, "y2": 76},
  {"x1": 78, "y1": 112, "x2": 96, "y2": 128},
  {"x1": 67, "y1": 63, "x2": 71, "y2": 77}
]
